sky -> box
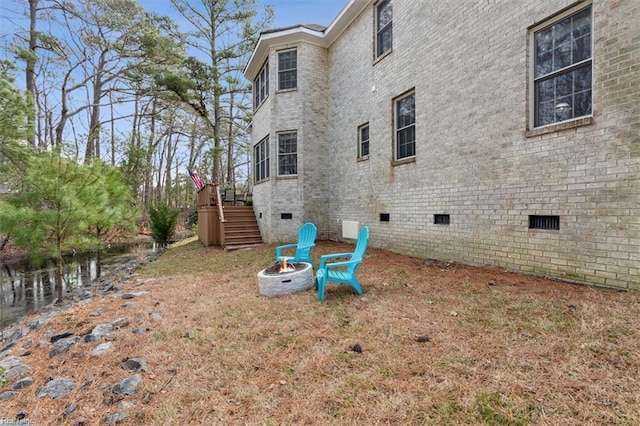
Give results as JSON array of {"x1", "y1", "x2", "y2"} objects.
[{"x1": 135, "y1": 0, "x2": 349, "y2": 30}]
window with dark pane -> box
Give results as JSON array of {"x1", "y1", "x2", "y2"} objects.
[
  {"x1": 434, "y1": 214, "x2": 450, "y2": 225},
  {"x1": 253, "y1": 61, "x2": 269, "y2": 110},
  {"x1": 278, "y1": 132, "x2": 297, "y2": 176},
  {"x1": 533, "y1": 5, "x2": 592, "y2": 127},
  {"x1": 376, "y1": 0, "x2": 392, "y2": 57},
  {"x1": 359, "y1": 123, "x2": 370, "y2": 158},
  {"x1": 395, "y1": 91, "x2": 415, "y2": 160},
  {"x1": 278, "y1": 49, "x2": 297, "y2": 90},
  {"x1": 254, "y1": 136, "x2": 269, "y2": 182}
]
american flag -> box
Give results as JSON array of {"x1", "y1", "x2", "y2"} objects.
[{"x1": 188, "y1": 167, "x2": 205, "y2": 191}]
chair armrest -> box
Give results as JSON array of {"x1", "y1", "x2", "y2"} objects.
[
  {"x1": 322, "y1": 259, "x2": 358, "y2": 270},
  {"x1": 276, "y1": 243, "x2": 297, "y2": 258},
  {"x1": 319, "y1": 252, "x2": 352, "y2": 268}
]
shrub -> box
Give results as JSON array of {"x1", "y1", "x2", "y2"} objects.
[{"x1": 148, "y1": 203, "x2": 178, "y2": 248}]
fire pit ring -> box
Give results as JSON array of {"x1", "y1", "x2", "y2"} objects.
[{"x1": 257, "y1": 261, "x2": 314, "y2": 297}]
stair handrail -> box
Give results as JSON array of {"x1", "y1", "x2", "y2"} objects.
[{"x1": 214, "y1": 183, "x2": 226, "y2": 223}]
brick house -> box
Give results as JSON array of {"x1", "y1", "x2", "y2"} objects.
[{"x1": 243, "y1": 0, "x2": 640, "y2": 290}]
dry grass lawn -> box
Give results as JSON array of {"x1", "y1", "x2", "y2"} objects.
[{"x1": 4, "y1": 239, "x2": 640, "y2": 425}]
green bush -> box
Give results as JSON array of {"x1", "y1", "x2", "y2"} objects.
[{"x1": 148, "y1": 203, "x2": 178, "y2": 248}]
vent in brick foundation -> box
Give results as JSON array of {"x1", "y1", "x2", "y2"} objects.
[
  {"x1": 434, "y1": 214, "x2": 450, "y2": 225},
  {"x1": 380, "y1": 213, "x2": 390, "y2": 222},
  {"x1": 529, "y1": 215, "x2": 559, "y2": 230},
  {"x1": 281, "y1": 213, "x2": 293, "y2": 220}
]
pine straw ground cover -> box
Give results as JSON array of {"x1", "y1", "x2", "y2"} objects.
[{"x1": 3, "y1": 239, "x2": 640, "y2": 425}]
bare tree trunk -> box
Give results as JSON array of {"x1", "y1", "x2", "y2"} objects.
[
  {"x1": 85, "y1": 51, "x2": 106, "y2": 163},
  {"x1": 26, "y1": 0, "x2": 38, "y2": 148}
]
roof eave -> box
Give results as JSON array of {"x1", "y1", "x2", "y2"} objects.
[{"x1": 244, "y1": 0, "x2": 370, "y2": 80}]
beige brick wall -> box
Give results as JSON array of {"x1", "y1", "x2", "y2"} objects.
[
  {"x1": 322, "y1": 0, "x2": 639, "y2": 289},
  {"x1": 250, "y1": 0, "x2": 639, "y2": 289}
]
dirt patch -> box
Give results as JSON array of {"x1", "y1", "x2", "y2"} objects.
[{"x1": 2, "y1": 240, "x2": 639, "y2": 425}]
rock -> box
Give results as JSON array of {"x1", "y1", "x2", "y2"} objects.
[
  {"x1": 122, "y1": 291, "x2": 147, "y2": 299},
  {"x1": 121, "y1": 358, "x2": 147, "y2": 372},
  {"x1": 90, "y1": 309, "x2": 102, "y2": 317},
  {"x1": 112, "y1": 317, "x2": 130, "y2": 329},
  {"x1": 12, "y1": 377, "x2": 34, "y2": 390},
  {"x1": 0, "y1": 341, "x2": 16, "y2": 352},
  {"x1": 29, "y1": 316, "x2": 49, "y2": 330},
  {"x1": 22, "y1": 339, "x2": 33, "y2": 349},
  {"x1": 92, "y1": 323, "x2": 113, "y2": 337},
  {"x1": 49, "y1": 336, "x2": 80, "y2": 357},
  {"x1": 0, "y1": 391, "x2": 18, "y2": 401},
  {"x1": 62, "y1": 403, "x2": 79, "y2": 417},
  {"x1": 37, "y1": 378, "x2": 76, "y2": 399},
  {"x1": 92, "y1": 342, "x2": 114, "y2": 356},
  {"x1": 78, "y1": 290, "x2": 93, "y2": 300},
  {"x1": 104, "y1": 411, "x2": 128, "y2": 424},
  {"x1": 352, "y1": 343, "x2": 363, "y2": 353},
  {"x1": 83, "y1": 334, "x2": 98, "y2": 343},
  {"x1": 149, "y1": 312, "x2": 162, "y2": 321},
  {"x1": 8, "y1": 328, "x2": 26, "y2": 342},
  {"x1": 0, "y1": 356, "x2": 31, "y2": 379},
  {"x1": 72, "y1": 418, "x2": 88, "y2": 426},
  {"x1": 416, "y1": 335, "x2": 430, "y2": 343},
  {"x1": 121, "y1": 302, "x2": 135, "y2": 308},
  {"x1": 112, "y1": 374, "x2": 143, "y2": 395},
  {"x1": 50, "y1": 332, "x2": 74, "y2": 342},
  {"x1": 132, "y1": 328, "x2": 147, "y2": 334}
]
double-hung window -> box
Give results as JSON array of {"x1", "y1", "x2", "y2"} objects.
[
  {"x1": 254, "y1": 136, "x2": 269, "y2": 183},
  {"x1": 278, "y1": 49, "x2": 297, "y2": 90},
  {"x1": 278, "y1": 132, "x2": 297, "y2": 176},
  {"x1": 532, "y1": 4, "x2": 592, "y2": 128},
  {"x1": 253, "y1": 61, "x2": 269, "y2": 110},
  {"x1": 376, "y1": 0, "x2": 392, "y2": 58},
  {"x1": 394, "y1": 91, "x2": 415, "y2": 161},
  {"x1": 358, "y1": 123, "x2": 370, "y2": 158}
]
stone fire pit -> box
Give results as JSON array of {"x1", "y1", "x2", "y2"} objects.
[{"x1": 257, "y1": 261, "x2": 314, "y2": 297}]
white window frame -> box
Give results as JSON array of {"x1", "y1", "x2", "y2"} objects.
[
  {"x1": 254, "y1": 136, "x2": 269, "y2": 183},
  {"x1": 375, "y1": 0, "x2": 393, "y2": 58},
  {"x1": 394, "y1": 90, "x2": 415, "y2": 161},
  {"x1": 277, "y1": 131, "x2": 297, "y2": 176},
  {"x1": 277, "y1": 49, "x2": 297, "y2": 91},
  {"x1": 253, "y1": 60, "x2": 269, "y2": 110},
  {"x1": 529, "y1": 3, "x2": 593, "y2": 129}
]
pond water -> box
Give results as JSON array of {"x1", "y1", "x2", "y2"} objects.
[{"x1": 0, "y1": 243, "x2": 155, "y2": 332}]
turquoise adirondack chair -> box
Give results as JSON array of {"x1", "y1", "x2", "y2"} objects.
[
  {"x1": 275, "y1": 222, "x2": 318, "y2": 265},
  {"x1": 315, "y1": 226, "x2": 369, "y2": 302}
]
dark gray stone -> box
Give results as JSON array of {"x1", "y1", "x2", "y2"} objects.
[
  {"x1": 37, "y1": 378, "x2": 76, "y2": 399},
  {"x1": 121, "y1": 358, "x2": 147, "y2": 372},
  {"x1": 112, "y1": 374, "x2": 142, "y2": 395},
  {"x1": 12, "y1": 377, "x2": 34, "y2": 390},
  {"x1": 49, "y1": 336, "x2": 80, "y2": 357},
  {"x1": 132, "y1": 327, "x2": 147, "y2": 334},
  {"x1": 0, "y1": 391, "x2": 18, "y2": 400},
  {"x1": 62, "y1": 403, "x2": 79, "y2": 417},
  {"x1": 83, "y1": 334, "x2": 98, "y2": 343},
  {"x1": 0, "y1": 341, "x2": 16, "y2": 352},
  {"x1": 51, "y1": 332, "x2": 74, "y2": 342}
]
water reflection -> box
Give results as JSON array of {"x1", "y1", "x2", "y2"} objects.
[{"x1": 1, "y1": 243, "x2": 154, "y2": 331}]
